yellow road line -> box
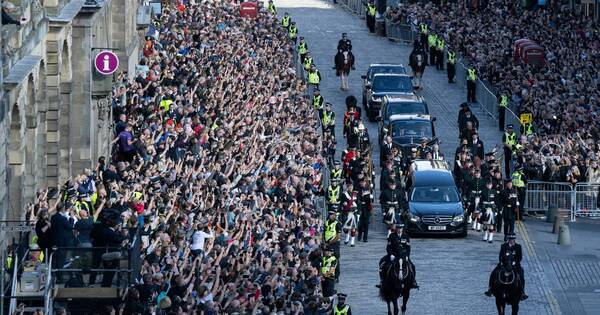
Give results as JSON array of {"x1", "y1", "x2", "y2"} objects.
[{"x1": 517, "y1": 221, "x2": 562, "y2": 315}]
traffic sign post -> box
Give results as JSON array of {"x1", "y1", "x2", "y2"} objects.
[{"x1": 94, "y1": 50, "x2": 119, "y2": 75}]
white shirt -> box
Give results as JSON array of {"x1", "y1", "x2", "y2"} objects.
[{"x1": 191, "y1": 230, "x2": 213, "y2": 251}]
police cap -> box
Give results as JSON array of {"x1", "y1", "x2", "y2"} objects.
[
  {"x1": 323, "y1": 245, "x2": 333, "y2": 251},
  {"x1": 506, "y1": 233, "x2": 517, "y2": 240},
  {"x1": 337, "y1": 293, "x2": 347, "y2": 300},
  {"x1": 507, "y1": 124, "x2": 514, "y2": 129},
  {"x1": 291, "y1": 21, "x2": 296, "y2": 25},
  {"x1": 460, "y1": 102, "x2": 469, "y2": 108},
  {"x1": 396, "y1": 223, "x2": 404, "y2": 229},
  {"x1": 504, "y1": 178, "x2": 512, "y2": 183},
  {"x1": 485, "y1": 152, "x2": 494, "y2": 157},
  {"x1": 300, "y1": 36, "x2": 304, "y2": 40},
  {"x1": 333, "y1": 160, "x2": 341, "y2": 166},
  {"x1": 342, "y1": 33, "x2": 347, "y2": 37}
]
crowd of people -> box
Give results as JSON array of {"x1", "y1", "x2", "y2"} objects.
[
  {"x1": 390, "y1": 0, "x2": 600, "y2": 184},
  {"x1": 20, "y1": 1, "x2": 363, "y2": 314}
]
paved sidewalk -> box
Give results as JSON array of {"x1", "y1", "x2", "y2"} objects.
[
  {"x1": 520, "y1": 218, "x2": 600, "y2": 315},
  {"x1": 276, "y1": 0, "x2": 553, "y2": 314}
]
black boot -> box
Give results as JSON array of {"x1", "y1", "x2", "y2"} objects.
[{"x1": 484, "y1": 288, "x2": 492, "y2": 297}]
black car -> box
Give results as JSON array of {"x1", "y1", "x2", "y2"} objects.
[
  {"x1": 362, "y1": 73, "x2": 413, "y2": 121},
  {"x1": 405, "y1": 160, "x2": 467, "y2": 237},
  {"x1": 378, "y1": 94, "x2": 429, "y2": 144},
  {"x1": 380, "y1": 114, "x2": 436, "y2": 157},
  {"x1": 362, "y1": 63, "x2": 407, "y2": 106}
]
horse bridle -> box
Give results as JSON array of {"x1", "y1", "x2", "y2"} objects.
[{"x1": 497, "y1": 269, "x2": 515, "y2": 285}]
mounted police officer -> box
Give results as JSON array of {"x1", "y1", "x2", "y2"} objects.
[
  {"x1": 380, "y1": 223, "x2": 418, "y2": 289},
  {"x1": 485, "y1": 233, "x2": 528, "y2": 300},
  {"x1": 338, "y1": 33, "x2": 352, "y2": 52}
]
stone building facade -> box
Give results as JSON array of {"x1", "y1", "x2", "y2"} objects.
[{"x1": 0, "y1": 0, "x2": 141, "y2": 222}]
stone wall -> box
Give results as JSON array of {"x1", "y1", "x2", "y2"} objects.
[{"x1": 1, "y1": 0, "x2": 140, "y2": 221}]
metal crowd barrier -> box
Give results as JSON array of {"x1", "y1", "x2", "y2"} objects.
[
  {"x1": 574, "y1": 184, "x2": 600, "y2": 218},
  {"x1": 524, "y1": 181, "x2": 600, "y2": 221},
  {"x1": 384, "y1": 21, "x2": 415, "y2": 43},
  {"x1": 290, "y1": 33, "x2": 328, "y2": 220}
]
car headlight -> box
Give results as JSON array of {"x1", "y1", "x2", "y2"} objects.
[
  {"x1": 452, "y1": 214, "x2": 464, "y2": 222},
  {"x1": 371, "y1": 96, "x2": 382, "y2": 102},
  {"x1": 409, "y1": 213, "x2": 420, "y2": 223}
]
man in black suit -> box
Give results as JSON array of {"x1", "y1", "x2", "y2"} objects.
[
  {"x1": 51, "y1": 203, "x2": 75, "y2": 280},
  {"x1": 470, "y1": 133, "x2": 485, "y2": 160}
]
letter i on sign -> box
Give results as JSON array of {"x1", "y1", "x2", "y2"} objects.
[{"x1": 103, "y1": 55, "x2": 110, "y2": 71}]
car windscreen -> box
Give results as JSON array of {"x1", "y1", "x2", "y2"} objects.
[
  {"x1": 411, "y1": 186, "x2": 460, "y2": 203},
  {"x1": 369, "y1": 66, "x2": 406, "y2": 80},
  {"x1": 372, "y1": 76, "x2": 412, "y2": 93},
  {"x1": 391, "y1": 120, "x2": 432, "y2": 140},
  {"x1": 386, "y1": 102, "x2": 427, "y2": 118}
]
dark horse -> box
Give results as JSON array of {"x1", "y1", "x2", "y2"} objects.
[
  {"x1": 490, "y1": 252, "x2": 523, "y2": 315},
  {"x1": 379, "y1": 256, "x2": 415, "y2": 315}
]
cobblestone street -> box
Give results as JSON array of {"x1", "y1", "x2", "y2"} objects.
[{"x1": 277, "y1": 0, "x2": 556, "y2": 313}]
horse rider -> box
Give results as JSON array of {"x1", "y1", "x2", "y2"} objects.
[
  {"x1": 324, "y1": 209, "x2": 342, "y2": 281},
  {"x1": 338, "y1": 33, "x2": 352, "y2": 52},
  {"x1": 334, "y1": 293, "x2": 353, "y2": 315},
  {"x1": 357, "y1": 176, "x2": 373, "y2": 243},
  {"x1": 380, "y1": 223, "x2": 418, "y2": 289},
  {"x1": 481, "y1": 180, "x2": 498, "y2": 243},
  {"x1": 320, "y1": 245, "x2": 338, "y2": 297},
  {"x1": 409, "y1": 40, "x2": 427, "y2": 90},
  {"x1": 485, "y1": 233, "x2": 528, "y2": 300},
  {"x1": 321, "y1": 102, "x2": 336, "y2": 138}
]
